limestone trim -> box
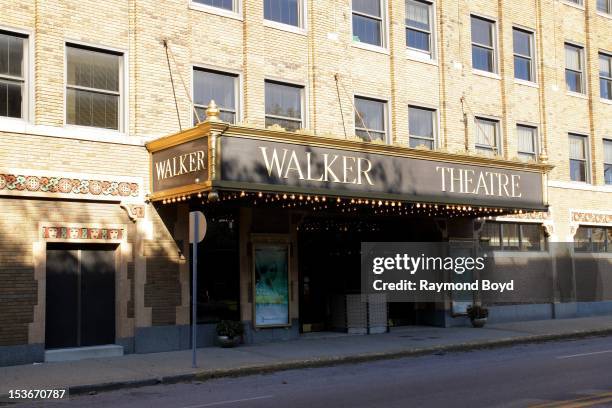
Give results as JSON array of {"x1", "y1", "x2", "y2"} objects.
[{"x1": 568, "y1": 209, "x2": 612, "y2": 239}]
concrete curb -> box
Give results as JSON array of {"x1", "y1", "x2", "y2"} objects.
[{"x1": 2, "y1": 328, "x2": 611, "y2": 404}]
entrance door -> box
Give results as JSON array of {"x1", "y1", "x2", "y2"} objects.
[{"x1": 46, "y1": 245, "x2": 116, "y2": 349}]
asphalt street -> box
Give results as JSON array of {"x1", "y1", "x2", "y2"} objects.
[{"x1": 12, "y1": 336, "x2": 612, "y2": 408}]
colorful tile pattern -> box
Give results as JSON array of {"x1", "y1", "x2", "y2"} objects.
[{"x1": 42, "y1": 226, "x2": 124, "y2": 240}]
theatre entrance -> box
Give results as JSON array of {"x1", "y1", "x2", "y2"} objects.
[{"x1": 297, "y1": 216, "x2": 442, "y2": 333}]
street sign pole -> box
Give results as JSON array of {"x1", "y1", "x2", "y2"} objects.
[
  {"x1": 192, "y1": 211, "x2": 198, "y2": 368},
  {"x1": 189, "y1": 211, "x2": 206, "y2": 369}
]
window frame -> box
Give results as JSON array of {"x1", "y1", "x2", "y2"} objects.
[
  {"x1": 351, "y1": 0, "x2": 388, "y2": 49},
  {"x1": 604, "y1": 139, "x2": 612, "y2": 185},
  {"x1": 565, "y1": 42, "x2": 586, "y2": 95},
  {"x1": 408, "y1": 105, "x2": 437, "y2": 149},
  {"x1": 192, "y1": 66, "x2": 241, "y2": 125},
  {"x1": 470, "y1": 14, "x2": 498, "y2": 74},
  {"x1": 264, "y1": 79, "x2": 306, "y2": 131},
  {"x1": 480, "y1": 221, "x2": 547, "y2": 252},
  {"x1": 189, "y1": 0, "x2": 242, "y2": 20},
  {"x1": 568, "y1": 133, "x2": 590, "y2": 183},
  {"x1": 516, "y1": 124, "x2": 538, "y2": 162},
  {"x1": 512, "y1": 27, "x2": 536, "y2": 83},
  {"x1": 263, "y1": 0, "x2": 306, "y2": 31},
  {"x1": 474, "y1": 116, "x2": 501, "y2": 156},
  {"x1": 64, "y1": 42, "x2": 126, "y2": 133},
  {"x1": 0, "y1": 28, "x2": 30, "y2": 122},
  {"x1": 599, "y1": 52, "x2": 612, "y2": 101},
  {"x1": 405, "y1": 0, "x2": 435, "y2": 59},
  {"x1": 354, "y1": 95, "x2": 389, "y2": 143},
  {"x1": 574, "y1": 226, "x2": 612, "y2": 253}
]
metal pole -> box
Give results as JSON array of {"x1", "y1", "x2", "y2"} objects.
[{"x1": 192, "y1": 212, "x2": 198, "y2": 368}]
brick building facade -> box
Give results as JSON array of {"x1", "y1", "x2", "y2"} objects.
[{"x1": 0, "y1": 0, "x2": 610, "y2": 366}]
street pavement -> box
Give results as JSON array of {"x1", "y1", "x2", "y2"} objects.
[{"x1": 11, "y1": 335, "x2": 612, "y2": 408}]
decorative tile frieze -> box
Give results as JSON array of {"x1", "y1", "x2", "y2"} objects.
[
  {"x1": 40, "y1": 223, "x2": 127, "y2": 242},
  {"x1": 570, "y1": 211, "x2": 612, "y2": 226},
  {"x1": 0, "y1": 169, "x2": 143, "y2": 202}
]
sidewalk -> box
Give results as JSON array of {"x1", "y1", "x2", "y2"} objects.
[{"x1": 2, "y1": 316, "x2": 612, "y2": 398}]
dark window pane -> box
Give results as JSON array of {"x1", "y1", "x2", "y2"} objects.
[
  {"x1": 67, "y1": 88, "x2": 118, "y2": 130},
  {"x1": 409, "y1": 106, "x2": 434, "y2": 138},
  {"x1": 570, "y1": 159, "x2": 586, "y2": 182},
  {"x1": 502, "y1": 224, "x2": 520, "y2": 249},
  {"x1": 591, "y1": 228, "x2": 607, "y2": 252},
  {"x1": 353, "y1": 0, "x2": 381, "y2": 17},
  {"x1": 193, "y1": 69, "x2": 236, "y2": 123},
  {"x1": 353, "y1": 14, "x2": 382, "y2": 46},
  {"x1": 265, "y1": 82, "x2": 302, "y2": 119},
  {"x1": 195, "y1": 106, "x2": 235, "y2": 124},
  {"x1": 480, "y1": 223, "x2": 501, "y2": 248},
  {"x1": 605, "y1": 164, "x2": 612, "y2": 185},
  {"x1": 566, "y1": 70, "x2": 582, "y2": 93},
  {"x1": 194, "y1": 0, "x2": 234, "y2": 10},
  {"x1": 471, "y1": 17, "x2": 493, "y2": 46},
  {"x1": 406, "y1": 0, "x2": 430, "y2": 31},
  {"x1": 67, "y1": 47, "x2": 119, "y2": 92},
  {"x1": 407, "y1": 29, "x2": 430, "y2": 52},
  {"x1": 472, "y1": 46, "x2": 493, "y2": 72},
  {"x1": 409, "y1": 138, "x2": 433, "y2": 149},
  {"x1": 0, "y1": 79, "x2": 22, "y2": 118},
  {"x1": 265, "y1": 117, "x2": 301, "y2": 131},
  {"x1": 574, "y1": 227, "x2": 590, "y2": 252},
  {"x1": 601, "y1": 78, "x2": 612, "y2": 100},
  {"x1": 0, "y1": 33, "x2": 24, "y2": 77},
  {"x1": 355, "y1": 97, "x2": 385, "y2": 132},
  {"x1": 356, "y1": 129, "x2": 385, "y2": 142},
  {"x1": 513, "y1": 29, "x2": 531, "y2": 57},
  {"x1": 521, "y1": 224, "x2": 543, "y2": 251},
  {"x1": 597, "y1": 0, "x2": 610, "y2": 13},
  {"x1": 264, "y1": 0, "x2": 299, "y2": 26},
  {"x1": 514, "y1": 56, "x2": 532, "y2": 81}
]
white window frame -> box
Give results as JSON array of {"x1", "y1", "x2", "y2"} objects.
[
  {"x1": 600, "y1": 52, "x2": 612, "y2": 101},
  {"x1": 192, "y1": 65, "x2": 242, "y2": 124},
  {"x1": 470, "y1": 14, "x2": 498, "y2": 75},
  {"x1": 408, "y1": 105, "x2": 437, "y2": 149},
  {"x1": 351, "y1": 0, "x2": 389, "y2": 51},
  {"x1": 189, "y1": 0, "x2": 243, "y2": 20},
  {"x1": 512, "y1": 27, "x2": 536, "y2": 84},
  {"x1": 64, "y1": 41, "x2": 127, "y2": 135},
  {"x1": 561, "y1": 0, "x2": 585, "y2": 10},
  {"x1": 516, "y1": 124, "x2": 539, "y2": 162},
  {"x1": 474, "y1": 116, "x2": 502, "y2": 156},
  {"x1": 354, "y1": 94, "x2": 389, "y2": 143},
  {"x1": 598, "y1": 0, "x2": 612, "y2": 14},
  {"x1": 0, "y1": 26, "x2": 32, "y2": 125},
  {"x1": 568, "y1": 133, "x2": 590, "y2": 183},
  {"x1": 565, "y1": 42, "x2": 586, "y2": 95},
  {"x1": 264, "y1": 78, "x2": 307, "y2": 131},
  {"x1": 263, "y1": 0, "x2": 307, "y2": 33},
  {"x1": 405, "y1": 0, "x2": 435, "y2": 60}
]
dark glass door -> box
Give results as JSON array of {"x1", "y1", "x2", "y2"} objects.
[{"x1": 45, "y1": 245, "x2": 116, "y2": 349}]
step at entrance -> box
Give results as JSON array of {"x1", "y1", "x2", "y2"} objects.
[{"x1": 44, "y1": 345, "x2": 124, "y2": 362}]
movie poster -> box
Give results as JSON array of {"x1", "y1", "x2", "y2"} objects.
[{"x1": 254, "y1": 244, "x2": 290, "y2": 327}]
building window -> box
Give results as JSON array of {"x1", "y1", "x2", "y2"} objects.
[
  {"x1": 264, "y1": 0, "x2": 301, "y2": 27},
  {"x1": 193, "y1": 0, "x2": 235, "y2": 11},
  {"x1": 406, "y1": 0, "x2": 433, "y2": 56},
  {"x1": 193, "y1": 68, "x2": 238, "y2": 124},
  {"x1": 600, "y1": 53, "x2": 612, "y2": 101},
  {"x1": 574, "y1": 226, "x2": 612, "y2": 253},
  {"x1": 513, "y1": 28, "x2": 535, "y2": 82},
  {"x1": 408, "y1": 106, "x2": 435, "y2": 149},
  {"x1": 480, "y1": 222, "x2": 546, "y2": 251},
  {"x1": 475, "y1": 117, "x2": 500, "y2": 156},
  {"x1": 517, "y1": 125, "x2": 537, "y2": 162},
  {"x1": 265, "y1": 80, "x2": 303, "y2": 131},
  {"x1": 566, "y1": 0, "x2": 583, "y2": 4},
  {"x1": 0, "y1": 31, "x2": 27, "y2": 119},
  {"x1": 352, "y1": 0, "x2": 384, "y2": 47},
  {"x1": 597, "y1": 0, "x2": 611, "y2": 13},
  {"x1": 66, "y1": 45, "x2": 121, "y2": 130},
  {"x1": 355, "y1": 96, "x2": 387, "y2": 142},
  {"x1": 471, "y1": 16, "x2": 496, "y2": 73},
  {"x1": 604, "y1": 139, "x2": 612, "y2": 185},
  {"x1": 569, "y1": 134, "x2": 589, "y2": 182},
  {"x1": 565, "y1": 43, "x2": 585, "y2": 94}
]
